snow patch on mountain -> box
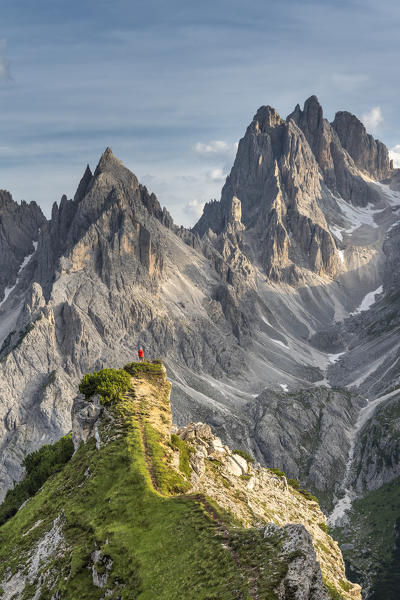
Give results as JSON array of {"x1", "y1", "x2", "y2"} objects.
[
  {"x1": 351, "y1": 285, "x2": 383, "y2": 315},
  {"x1": 0, "y1": 243, "x2": 38, "y2": 309},
  {"x1": 336, "y1": 197, "x2": 384, "y2": 233}
]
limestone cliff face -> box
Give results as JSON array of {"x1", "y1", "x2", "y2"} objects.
[
  {"x1": 36, "y1": 148, "x2": 165, "y2": 299},
  {"x1": 351, "y1": 394, "x2": 400, "y2": 494},
  {"x1": 208, "y1": 386, "x2": 365, "y2": 508},
  {"x1": 195, "y1": 104, "x2": 340, "y2": 282},
  {"x1": 332, "y1": 111, "x2": 392, "y2": 181},
  {"x1": 194, "y1": 96, "x2": 396, "y2": 287},
  {"x1": 287, "y1": 96, "x2": 381, "y2": 206},
  {"x1": 0, "y1": 191, "x2": 45, "y2": 301}
]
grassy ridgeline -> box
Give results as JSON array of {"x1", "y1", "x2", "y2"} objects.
[{"x1": 0, "y1": 363, "x2": 299, "y2": 599}]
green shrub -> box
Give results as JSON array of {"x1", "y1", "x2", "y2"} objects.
[
  {"x1": 324, "y1": 580, "x2": 346, "y2": 600},
  {"x1": 79, "y1": 368, "x2": 131, "y2": 404},
  {"x1": 0, "y1": 434, "x2": 74, "y2": 526},
  {"x1": 268, "y1": 467, "x2": 286, "y2": 478},
  {"x1": 318, "y1": 521, "x2": 330, "y2": 534},
  {"x1": 124, "y1": 360, "x2": 164, "y2": 378},
  {"x1": 288, "y1": 478, "x2": 300, "y2": 490},
  {"x1": 232, "y1": 449, "x2": 254, "y2": 463},
  {"x1": 298, "y1": 488, "x2": 318, "y2": 503}
]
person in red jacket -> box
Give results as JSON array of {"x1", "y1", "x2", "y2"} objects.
[{"x1": 138, "y1": 346, "x2": 144, "y2": 362}]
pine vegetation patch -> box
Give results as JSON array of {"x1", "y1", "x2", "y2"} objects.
[
  {"x1": 79, "y1": 368, "x2": 131, "y2": 404},
  {"x1": 0, "y1": 434, "x2": 74, "y2": 526}
]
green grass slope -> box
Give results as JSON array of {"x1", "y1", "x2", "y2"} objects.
[{"x1": 0, "y1": 363, "x2": 309, "y2": 600}]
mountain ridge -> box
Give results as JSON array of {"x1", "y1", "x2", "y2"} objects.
[{"x1": 0, "y1": 362, "x2": 360, "y2": 600}]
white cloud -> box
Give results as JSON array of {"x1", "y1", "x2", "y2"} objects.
[
  {"x1": 389, "y1": 145, "x2": 400, "y2": 168},
  {"x1": 183, "y1": 198, "x2": 205, "y2": 221},
  {"x1": 194, "y1": 140, "x2": 237, "y2": 158},
  {"x1": 362, "y1": 106, "x2": 383, "y2": 133},
  {"x1": 209, "y1": 167, "x2": 226, "y2": 182}
]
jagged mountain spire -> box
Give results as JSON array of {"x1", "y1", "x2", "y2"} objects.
[
  {"x1": 74, "y1": 164, "x2": 93, "y2": 203},
  {"x1": 332, "y1": 110, "x2": 392, "y2": 179},
  {"x1": 195, "y1": 99, "x2": 340, "y2": 281}
]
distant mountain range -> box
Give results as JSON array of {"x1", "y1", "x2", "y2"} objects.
[{"x1": 0, "y1": 96, "x2": 399, "y2": 597}]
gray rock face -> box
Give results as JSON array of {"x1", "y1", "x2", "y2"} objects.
[
  {"x1": 195, "y1": 103, "x2": 340, "y2": 282},
  {"x1": 264, "y1": 523, "x2": 330, "y2": 600},
  {"x1": 36, "y1": 148, "x2": 165, "y2": 299},
  {"x1": 211, "y1": 387, "x2": 365, "y2": 506},
  {"x1": 71, "y1": 394, "x2": 103, "y2": 450},
  {"x1": 351, "y1": 394, "x2": 400, "y2": 493},
  {"x1": 324, "y1": 218, "x2": 400, "y2": 399},
  {"x1": 0, "y1": 191, "x2": 45, "y2": 301},
  {"x1": 288, "y1": 96, "x2": 381, "y2": 206},
  {"x1": 332, "y1": 111, "x2": 392, "y2": 181}
]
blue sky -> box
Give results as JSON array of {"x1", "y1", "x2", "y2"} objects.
[{"x1": 0, "y1": 0, "x2": 399, "y2": 226}]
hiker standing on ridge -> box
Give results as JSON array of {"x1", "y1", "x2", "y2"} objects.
[{"x1": 138, "y1": 346, "x2": 144, "y2": 362}]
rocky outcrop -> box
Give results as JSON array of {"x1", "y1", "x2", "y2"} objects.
[
  {"x1": 195, "y1": 103, "x2": 341, "y2": 282},
  {"x1": 288, "y1": 96, "x2": 380, "y2": 206},
  {"x1": 0, "y1": 191, "x2": 45, "y2": 302},
  {"x1": 265, "y1": 524, "x2": 331, "y2": 600},
  {"x1": 36, "y1": 148, "x2": 165, "y2": 298},
  {"x1": 332, "y1": 111, "x2": 392, "y2": 180},
  {"x1": 0, "y1": 365, "x2": 361, "y2": 600},
  {"x1": 199, "y1": 387, "x2": 364, "y2": 507},
  {"x1": 71, "y1": 394, "x2": 103, "y2": 449},
  {"x1": 351, "y1": 394, "x2": 400, "y2": 493},
  {"x1": 175, "y1": 419, "x2": 361, "y2": 600}
]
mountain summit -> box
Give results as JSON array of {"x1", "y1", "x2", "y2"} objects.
[{"x1": 195, "y1": 95, "x2": 393, "y2": 282}]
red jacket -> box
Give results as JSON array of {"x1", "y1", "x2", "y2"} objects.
[{"x1": 138, "y1": 349, "x2": 144, "y2": 358}]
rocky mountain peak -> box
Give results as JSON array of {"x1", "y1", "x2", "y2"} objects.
[
  {"x1": 0, "y1": 190, "x2": 15, "y2": 212},
  {"x1": 195, "y1": 98, "x2": 340, "y2": 282},
  {"x1": 195, "y1": 95, "x2": 395, "y2": 283},
  {"x1": 287, "y1": 97, "x2": 384, "y2": 205},
  {"x1": 289, "y1": 95, "x2": 323, "y2": 136},
  {"x1": 252, "y1": 104, "x2": 284, "y2": 132},
  {"x1": 73, "y1": 164, "x2": 93, "y2": 203},
  {"x1": 0, "y1": 192, "x2": 45, "y2": 302},
  {"x1": 332, "y1": 110, "x2": 392, "y2": 180},
  {"x1": 92, "y1": 146, "x2": 139, "y2": 193},
  {"x1": 95, "y1": 146, "x2": 118, "y2": 173}
]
